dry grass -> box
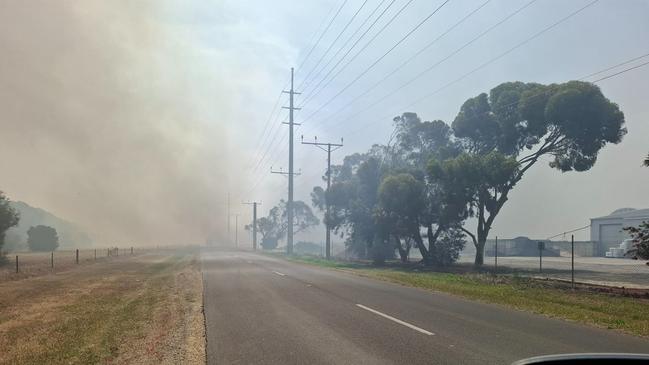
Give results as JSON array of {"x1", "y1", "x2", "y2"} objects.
[
  {"x1": 0, "y1": 249, "x2": 144, "y2": 282},
  {"x1": 0, "y1": 253, "x2": 205, "y2": 365}
]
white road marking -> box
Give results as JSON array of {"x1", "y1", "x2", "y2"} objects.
[
  {"x1": 356, "y1": 304, "x2": 434, "y2": 336},
  {"x1": 246, "y1": 260, "x2": 253, "y2": 264},
  {"x1": 273, "y1": 271, "x2": 286, "y2": 276}
]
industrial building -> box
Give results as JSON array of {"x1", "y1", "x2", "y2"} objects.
[{"x1": 590, "y1": 208, "x2": 649, "y2": 256}]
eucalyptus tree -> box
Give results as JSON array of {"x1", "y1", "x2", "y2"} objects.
[{"x1": 439, "y1": 81, "x2": 626, "y2": 265}]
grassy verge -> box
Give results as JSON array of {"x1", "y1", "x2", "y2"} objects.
[
  {"x1": 0, "y1": 253, "x2": 205, "y2": 365},
  {"x1": 287, "y1": 255, "x2": 649, "y2": 338}
]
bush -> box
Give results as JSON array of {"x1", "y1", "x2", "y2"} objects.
[
  {"x1": 260, "y1": 236, "x2": 278, "y2": 250},
  {"x1": 27, "y1": 225, "x2": 59, "y2": 252},
  {"x1": 294, "y1": 241, "x2": 323, "y2": 255},
  {"x1": 624, "y1": 221, "x2": 649, "y2": 260},
  {"x1": 432, "y1": 229, "x2": 466, "y2": 266}
]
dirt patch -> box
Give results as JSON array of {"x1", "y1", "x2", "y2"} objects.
[{"x1": 0, "y1": 253, "x2": 205, "y2": 365}]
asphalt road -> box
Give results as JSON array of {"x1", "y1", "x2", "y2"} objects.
[{"x1": 202, "y1": 249, "x2": 649, "y2": 365}]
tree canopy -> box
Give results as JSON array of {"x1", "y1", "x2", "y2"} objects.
[
  {"x1": 440, "y1": 81, "x2": 626, "y2": 265},
  {"x1": 313, "y1": 113, "x2": 467, "y2": 265},
  {"x1": 246, "y1": 200, "x2": 319, "y2": 250},
  {"x1": 0, "y1": 192, "x2": 20, "y2": 252},
  {"x1": 27, "y1": 225, "x2": 59, "y2": 252},
  {"x1": 312, "y1": 80, "x2": 625, "y2": 267}
]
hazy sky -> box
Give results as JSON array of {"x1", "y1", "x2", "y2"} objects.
[{"x1": 1, "y1": 0, "x2": 647, "y2": 245}]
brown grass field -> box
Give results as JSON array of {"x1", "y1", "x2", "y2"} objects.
[{"x1": 0, "y1": 252, "x2": 205, "y2": 365}]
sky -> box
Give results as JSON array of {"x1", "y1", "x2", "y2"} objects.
[{"x1": 0, "y1": 0, "x2": 648, "y2": 246}]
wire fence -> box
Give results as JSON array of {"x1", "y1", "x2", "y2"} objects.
[
  {"x1": 0, "y1": 246, "x2": 194, "y2": 282},
  {"x1": 458, "y1": 236, "x2": 649, "y2": 289}
]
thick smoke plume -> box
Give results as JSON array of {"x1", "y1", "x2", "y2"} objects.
[{"x1": 0, "y1": 1, "x2": 245, "y2": 245}]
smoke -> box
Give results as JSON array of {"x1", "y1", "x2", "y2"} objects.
[{"x1": 0, "y1": 1, "x2": 262, "y2": 245}]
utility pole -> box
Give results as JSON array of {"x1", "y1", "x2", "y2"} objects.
[
  {"x1": 227, "y1": 192, "x2": 231, "y2": 244},
  {"x1": 280, "y1": 68, "x2": 300, "y2": 255},
  {"x1": 271, "y1": 166, "x2": 301, "y2": 254},
  {"x1": 243, "y1": 201, "x2": 261, "y2": 250},
  {"x1": 301, "y1": 135, "x2": 343, "y2": 260},
  {"x1": 235, "y1": 214, "x2": 239, "y2": 248},
  {"x1": 228, "y1": 213, "x2": 240, "y2": 248}
]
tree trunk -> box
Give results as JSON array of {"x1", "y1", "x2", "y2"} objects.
[
  {"x1": 474, "y1": 240, "x2": 485, "y2": 266},
  {"x1": 412, "y1": 232, "x2": 432, "y2": 266},
  {"x1": 413, "y1": 231, "x2": 431, "y2": 265},
  {"x1": 394, "y1": 236, "x2": 408, "y2": 263},
  {"x1": 370, "y1": 235, "x2": 385, "y2": 266},
  {"x1": 426, "y1": 225, "x2": 435, "y2": 265}
]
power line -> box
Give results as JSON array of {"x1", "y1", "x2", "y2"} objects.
[
  {"x1": 304, "y1": 0, "x2": 492, "y2": 131},
  {"x1": 320, "y1": 0, "x2": 539, "y2": 132},
  {"x1": 297, "y1": 0, "x2": 369, "y2": 90},
  {"x1": 248, "y1": 89, "x2": 285, "y2": 170},
  {"x1": 301, "y1": 0, "x2": 452, "y2": 125},
  {"x1": 591, "y1": 59, "x2": 649, "y2": 83},
  {"x1": 297, "y1": 0, "x2": 349, "y2": 73},
  {"x1": 251, "y1": 0, "x2": 400, "y2": 192},
  {"x1": 345, "y1": 51, "x2": 649, "y2": 148},
  {"x1": 300, "y1": 0, "x2": 392, "y2": 94},
  {"x1": 251, "y1": 114, "x2": 288, "y2": 174},
  {"x1": 249, "y1": 1, "x2": 348, "y2": 186},
  {"x1": 345, "y1": 0, "x2": 599, "y2": 136},
  {"x1": 546, "y1": 225, "x2": 590, "y2": 240},
  {"x1": 580, "y1": 52, "x2": 649, "y2": 80},
  {"x1": 247, "y1": 1, "x2": 347, "y2": 194},
  {"x1": 301, "y1": 0, "x2": 416, "y2": 109},
  {"x1": 298, "y1": 0, "x2": 402, "y2": 107}
]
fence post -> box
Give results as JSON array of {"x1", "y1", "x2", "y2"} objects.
[
  {"x1": 51, "y1": 251, "x2": 54, "y2": 269},
  {"x1": 538, "y1": 241, "x2": 544, "y2": 274},
  {"x1": 94, "y1": 249, "x2": 97, "y2": 261},
  {"x1": 15, "y1": 255, "x2": 18, "y2": 273},
  {"x1": 116, "y1": 247, "x2": 119, "y2": 257},
  {"x1": 571, "y1": 234, "x2": 575, "y2": 289},
  {"x1": 76, "y1": 249, "x2": 79, "y2": 264},
  {"x1": 131, "y1": 246, "x2": 133, "y2": 255}
]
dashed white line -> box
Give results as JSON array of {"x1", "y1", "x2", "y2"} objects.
[
  {"x1": 356, "y1": 304, "x2": 434, "y2": 336},
  {"x1": 273, "y1": 271, "x2": 286, "y2": 276}
]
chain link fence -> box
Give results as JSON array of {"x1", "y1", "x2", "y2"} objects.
[{"x1": 459, "y1": 236, "x2": 649, "y2": 289}]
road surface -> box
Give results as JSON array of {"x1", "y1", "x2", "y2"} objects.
[{"x1": 202, "y1": 249, "x2": 649, "y2": 364}]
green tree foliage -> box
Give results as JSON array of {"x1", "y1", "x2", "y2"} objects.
[
  {"x1": 0, "y1": 192, "x2": 20, "y2": 253},
  {"x1": 27, "y1": 225, "x2": 59, "y2": 252},
  {"x1": 432, "y1": 229, "x2": 466, "y2": 266},
  {"x1": 387, "y1": 113, "x2": 467, "y2": 265},
  {"x1": 444, "y1": 81, "x2": 625, "y2": 265},
  {"x1": 377, "y1": 173, "x2": 425, "y2": 262},
  {"x1": 315, "y1": 114, "x2": 466, "y2": 265},
  {"x1": 246, "y1": 200, "x2": 319, "y2": 250},
  {"x1": 245, "y1": 215, "x2": 279, "y2": 250},
  {"x1": 312, "y1": 151, "x2": 390, "y2": 262},
  {"x1": 623, "y1": 222, "x2": 649, "y2": 261}
]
